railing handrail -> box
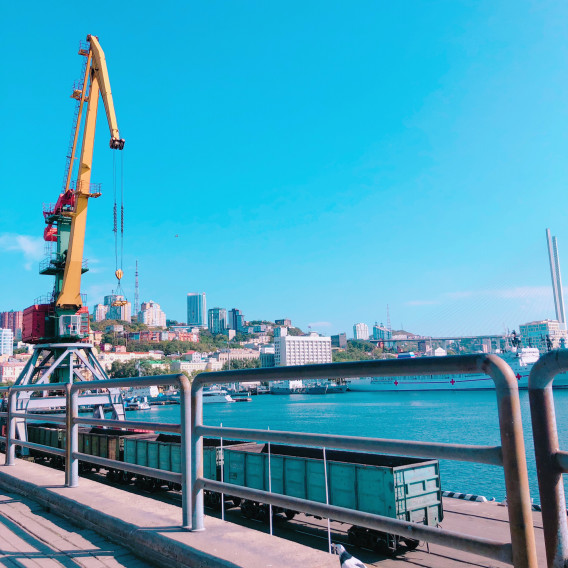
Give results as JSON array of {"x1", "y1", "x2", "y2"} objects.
[
  {"x1": 191, "y1": 354, "x2": 538, "y2": 568},
  {"x1": 4, "y1": 372, "x2": 192, "y2": 528},
  {"x1": 528, "y1": 349, "x2": 568, "y2": 568}
]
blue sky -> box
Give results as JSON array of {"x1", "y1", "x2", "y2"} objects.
[{"x1": 1, "y1": 1, "x2": 567, "y2": 337}]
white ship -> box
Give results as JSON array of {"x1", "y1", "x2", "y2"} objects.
[{"x1": 347, "y1": 348, "x2": 568, "y2": 391}]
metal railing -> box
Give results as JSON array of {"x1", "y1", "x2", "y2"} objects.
[
  {"x1": 528, "y1": 349, "x2": 568, "y2": 568},
  {"x1": 0, "y1": 356, "x2": 540, "y2": 567},
  {"x1": 1, "y1": 374, "x2": 192, "y2": 527},
  {"x1": 191, "y1": 355, "x2": 538, "y2": 568}
]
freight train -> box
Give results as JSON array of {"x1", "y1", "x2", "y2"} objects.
[{"x1": 25, "y1": 424, "x2": 443, "y2": 555}]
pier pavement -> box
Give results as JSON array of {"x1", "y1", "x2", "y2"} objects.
[{"x1": 0, "y1": 458, "x2": 548, "y2": 567}]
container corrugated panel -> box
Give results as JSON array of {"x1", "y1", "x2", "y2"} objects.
[
  {"x1": 83, "y1": 433, "x2": 93, "y2": 455},
  {"x1": 158, "y1": 443, "x2": 172, "y2": 471},
  {"x1": 171, "y1": 445, "x2": 181, "y2": 473},
  {"x1": 148, "y1": 441, "x2": 159, "y2": 469},
  {"x1": 124, "y1": 438, "x2": 137, "y2": 464},
  {"x1": 136, "y1": 440, "x2": 148, "y2": 467},
  {"x1": 92, "y1": 434, "x2": 100, "y2": 457},
  {"x1": 28, "y1": 426, "x2": 39, "y2": 445}
]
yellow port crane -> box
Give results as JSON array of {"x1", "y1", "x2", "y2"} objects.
[
  {"x1": 58, "y1": 34, "x2": 125, "y2": 311},
  {"x1": 25, "y1": 34, "x2": 124, "y2": 343}
]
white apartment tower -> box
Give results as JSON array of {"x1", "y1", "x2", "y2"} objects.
[
  {"x1": 138, "y1": 301, "x2": 166, "y2": 328},
  {"x1": 353, "y1": 322, "x2": 369, "y2": 340},
  {"x1": 274, "y1": 333, "x2": 332, "y2": 366},
  {"x1": 0, "y1": 329, "x2": 14, "y2": 356}
]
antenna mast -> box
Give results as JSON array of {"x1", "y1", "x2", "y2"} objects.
[
  {"x1": 386, "y1": 304, "x2": 391, "y2": 331},
  {"x1": 134, "y1": 260, "x2": 140, "y2": 316}
]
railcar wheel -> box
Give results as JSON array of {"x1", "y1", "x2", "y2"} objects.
[
  {"x1": 402, "y1": 538, "x2": 420, "y2": 551},
  {"x1": 119, "y1": 471, "x2": 133, "y2": 484},
  {"x1": 230, "y1": 497, "x2": 241, "y2": 508},
  {"x1": 107, "y1": 469, "x2": 117, "y2": 482},
  {"x1": 284, "y1": 510, "x2": 296, "y2": 520},
  {"x1": 374, "y1": 532, "x2": 398, "y2": 556},
  {"x1": 143, "y1": 478, "x2": 158, "y2": 492},
  {"x1": 240, "y1": 500, "x2": 256, "y2": 519},
  {"x1": 208, "y1": 492, "x2": 222, "y2": 510}
]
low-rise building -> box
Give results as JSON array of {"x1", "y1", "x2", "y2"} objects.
[
  {"x1": 213, "y1": 348, "x2": 260, "y2": 364},
  {"x1": 331, "y1": 333, "x2": 347, "y2": 348},
  {"x1": 0, "y1": 360, "x2": 26, "y2": 383},
  {"x1": 275, "y1": 332, "x2": 332, "y2": 366},
  {"x1": 96, "y1": 350, "x2": 163, "y2": 371},
  {"x1": 260, "y1": 345, "x2": 275, "y2": 367},
  {"x1": 519, "y1": 319, "x2": 568, "y2": 350}
]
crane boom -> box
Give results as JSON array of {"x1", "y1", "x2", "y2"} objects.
[
  {"x1": 56, "y1": 35, "x2": 124, "y2": 311},
  {"x1": 88, "y1": 35, "x2": 124, "y2": 150}
]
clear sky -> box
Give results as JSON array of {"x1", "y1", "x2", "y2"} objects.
[{"x1": 1, "y1": 1, "x2": 567, "y2": 337}]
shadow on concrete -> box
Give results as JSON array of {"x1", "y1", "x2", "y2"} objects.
[{"x1": 0, "y1": 501, "x2": 144, "y2": 568}]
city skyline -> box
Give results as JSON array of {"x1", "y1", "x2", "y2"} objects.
[{"x1": 1, "y1": 3, "x2": 567, "y2": 337}]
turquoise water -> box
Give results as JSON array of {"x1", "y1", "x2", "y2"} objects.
[{"x1": 129, "y1": 390, "x2": 568, "y2": 503}]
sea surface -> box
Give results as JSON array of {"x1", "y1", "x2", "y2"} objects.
[{"x1": 127, "y1": 390, "x2": 568, "y2": 503}]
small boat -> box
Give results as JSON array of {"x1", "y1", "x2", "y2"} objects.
[
  {"x1": 203, "y1": 387, "x2": 235, "y2": 404},
  {"x1": 125, "y1": 396, "x2": 151, "y2": 411}
]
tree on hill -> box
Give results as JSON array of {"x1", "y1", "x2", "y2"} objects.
[
  {"x1": 222, "y1": 359, "x2": 261, "y2": 371},
  {"x1": 109, "y1": 359, "x2": 168, "y2": 378}
]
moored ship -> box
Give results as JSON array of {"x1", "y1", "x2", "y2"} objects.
[{"x1": 347, "y1": 348, "x2": 568, "y2": 391}]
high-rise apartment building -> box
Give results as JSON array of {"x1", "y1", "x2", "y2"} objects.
[
  {"x1": 0, "y1": 311, "x2": 23, "y2": 341},
  {"x1": 228, "y1": 308, "x2": 245, "y2": 331},
  {"x1": 187, "y1": 293, "x2": 207, "y2": 328},
  {"x1": 105, "y1": 296, "x2": 131, "y2": 322},
  {"x1": 93, "y1": 304, "x2": 109, "y2": 322},
  {"x1": 353, "y1": 323, "x2": 369, "y2": 340},
  {"x1": 0, "y1": 329, "x2": 14, "y2": 356},
  {"x1": 208, "y1": 308, "x2": 227, "y2": 335},
  {"x1": 138, "y1": 301, "x2": 166, "y2": 328},
  {"x1": 274, "y1": 333, "x2": 332, "y2": 366}
]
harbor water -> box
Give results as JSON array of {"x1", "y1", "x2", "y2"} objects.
[{"x1": 131, "y1": 389, "x2": 568, "y2": 503}]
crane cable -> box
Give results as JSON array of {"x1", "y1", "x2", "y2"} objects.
[{"x1": 112, "y1": 152, "x2": 125, "y2": 303}]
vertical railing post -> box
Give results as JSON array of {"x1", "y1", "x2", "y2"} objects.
[
  {"x1": 529, "y1": 351, "x2": 568, "y2": 568},
  {"x1": 179, "y1": 374, "x2": 192, "y2": 529},
  {"x1": 66, "y1": 386, "x2": 79, "y2": 487},
  {"x1": 486, "y1": 356, "x2": 538, "y2": 568},
  {"x1": 191, "y1": 377, "x2": 204, "y2": 531},
  {"x1": 4, "y1": 389, "x2": 16, "y2": 466}
]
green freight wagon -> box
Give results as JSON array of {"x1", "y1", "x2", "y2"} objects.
[{"x1": 223, "y1": 443, "x2": 443, "y2": 554}]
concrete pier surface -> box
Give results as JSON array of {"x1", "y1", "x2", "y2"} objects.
[{"x1": 0, "y1": 458, "x2": 548, "y2": 567}]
